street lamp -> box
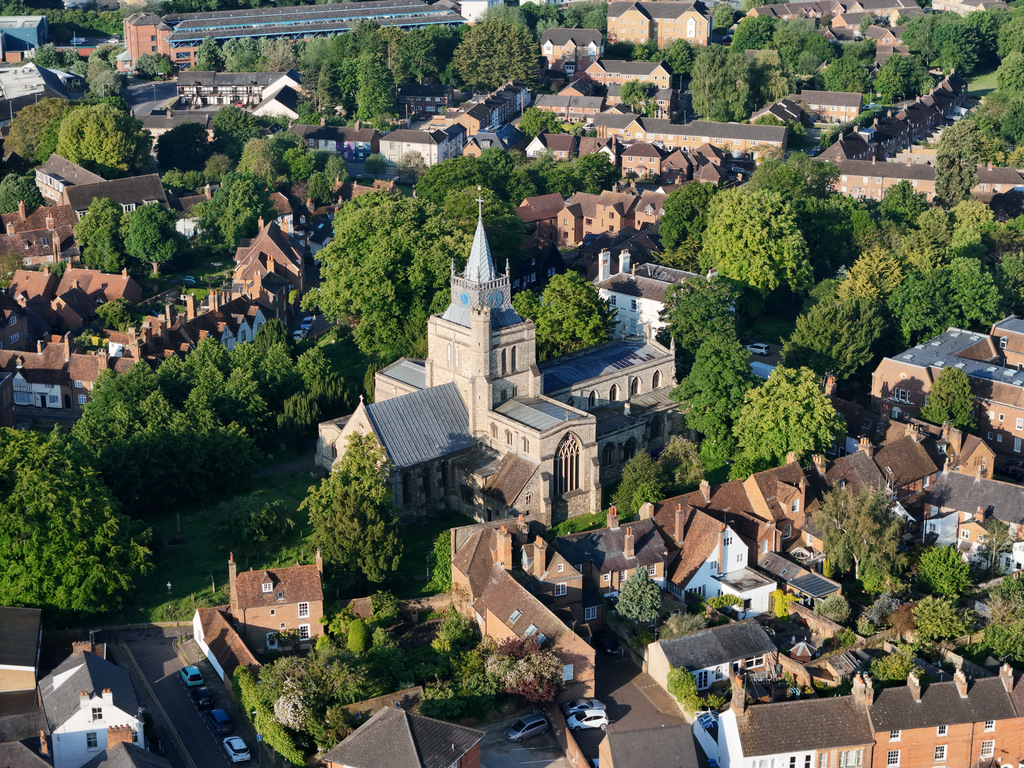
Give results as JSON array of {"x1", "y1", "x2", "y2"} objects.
[{"x1": 166, "y1": 581, "x2": 172, "y2": 596}]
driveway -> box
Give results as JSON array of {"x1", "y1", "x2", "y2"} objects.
[
  {"x1": 480, "y1": 715, "x2": 572, "y2": 768},
  {"x1": 570, "y1": 653, "x2": 685, "y2": 762},
  {"x1": 120, "y1": 628, "x2": 263, "y2": 768}
]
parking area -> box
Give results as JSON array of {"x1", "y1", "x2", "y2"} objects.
[{"x1": 480, "y1": 714, "x2": 572, "y2": 768}]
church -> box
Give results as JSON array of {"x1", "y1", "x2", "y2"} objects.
[{"x1": 316, "y1": 207, "x2": 679, "y2": 525}]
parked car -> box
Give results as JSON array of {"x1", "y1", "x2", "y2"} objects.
[
  {"x1": 206, "y1": 709, "x2": 234, "y2": 735},
  {"x1": 566, "y1": 709, "x2": 610, "y2": 732},
  {"x1": 179, "y1": 666, "x2": 204, "y2": 687},
  {"x1": 594, "y1": 631, "x2": 621, "y2": 655},
  {"x1": 191, "y1": 687, "x2": 214, "y2": 710},
  {"x1": 562, "y1": 698, "x2": 605, "y2": 716},
  {"x1": 746, "y1": 342, "x2": 770, "y2": 356},
  {"x1": 505, "y1": 713, "x2": 549, "y2": 742},
  {"x1": 292, "y1": 329, "x2": 305, "y2": 341},
  {"x1": 222, "y1": 737, "x2": 250, "y2": 763},
  {"x1": 1001, "y1": 461, "x2": 1024, "y2": 480},
  {"x1": 299, "y1": 316, "x2": 314, "y2": 330}
]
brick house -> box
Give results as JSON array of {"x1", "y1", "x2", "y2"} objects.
[
  {"x1": 607, "y1": 1, "x2": 711, "y2": 47},
  {"x1": 525, "y1": 133, "x2": 579, "y2": 160},
  {"x1": 516, "y1": 193, "x2": 566, "y2": 242},
  {"x1": 585, "y1": 59, "x2": 673, "y2": 87},
  {"x1": 232, "y1": 220, "x2": 305, "y2": 318},
  {"x1": 290, "y1": 123, "x2": 380, "y2": 162},
  {"x1": 540, "y1": 28, "x2": 603, "y2": 76},
  {"x1": 35, "y1": 155, "x2": 104, "y2": 205},
  {"x1": 227, "y1": 552, "x2": 325, "y2": 650},
  {"x1": 379, "y1": 127, "x2": 465, "y2": 168},
  {"x1": 594, "y1": 115, "x2": 786, "y2": 160},
  {"x1": 64, "y1": 175, "x2": 169, "y2": 219},
  {"x1": 533, "y1": 94, "x2": 605, "y2": 121},
  {"x1": 0, "y1": 200, "x2": 79, "y2": 267},
  {"x1": 790, "y1": 89, "x2": 863, "y2": 123},
  {"x1": 605, "y1": 83, "x2": 676, "y2": 118},
  {"x1": 397, "y1": 82, "x2": 455, "y2": 116},
  {"x1": 322, "y1": 707, "x2": 484, "y2": 768},
  {"x1": 620, "y1": 141, "x2": 665, "y2": 178}
]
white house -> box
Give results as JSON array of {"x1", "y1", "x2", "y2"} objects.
[
  {"x1": 594, "y1": 251, "x2": 701, "y2": 339},
  {"x1": 39, "y1": 651, "x2": 144, "y2": 768},
  {"x1": 459, "y1": 0, "x2": 502, "y2": 21},
  {"x1": 645, "y1": 620, "x2": 776, "y2": 693}
]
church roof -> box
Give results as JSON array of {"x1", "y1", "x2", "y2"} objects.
[
  {"x1": 495, "y1": 396, "x2": 587, "y2": 431},
  {"x1": 540, "y1": 341, "x2": 670, "y2": 393},
  {"x1": 365, "y1": 382, "x2": 474, "y2": 468},
  {"x1": 465, "y1": 212, "x2": 497, "y2": 283}
]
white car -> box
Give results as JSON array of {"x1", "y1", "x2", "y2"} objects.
[
  {"x1": 746, "y1": 342, "x2": 770, "y2": 356},
  {"x1": 566, "y1": 709, "x2": 610, "y2": 732},
  {"x1": 222, "y1": 737, "x2": 250, "y2": 763},
  {"x1": 299, "y1": 316, "x2": 314, "y2": 330},
  {"x1": 292, "y1": 329, "x2": 305, "y2": 341}
]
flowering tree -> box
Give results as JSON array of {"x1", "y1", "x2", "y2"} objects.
[{"x1": 485, "y1": 638, "x2": 562, "y2": 705}]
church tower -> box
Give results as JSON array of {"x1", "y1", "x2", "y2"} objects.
[{"x1": 425, "y1": 200, "x2": 541, "y2": 436}]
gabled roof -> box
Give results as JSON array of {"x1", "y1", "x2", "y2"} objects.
[
  {"x1": 364, "y1": 382, "x2": 474, "y2": 469},
  {"x1": 554, "y1": 517, "x2": 667, "y2": 573},
  {"x1": 322, "y1": 689, "x2": 483, "y2": 768},
  {"x1": 873, "y1": 434, "x2": 941, "y2": 488},
  {"x1": 590, "y1": 58, "x2": 669, "y2": 77},
  {"x1": 234, "y1": 562, "x2": 323, "y2": 610},
  {"x1": 65, "y1": 174, "x2": 168, "y2": 213},
  {"x1": 39, "y1": 651, "x2": 138, "y2": 731},
  {"x1": 792, "y1": 89, "x2": 863, "y2": 108},
  {"x1": 665, "y1": 508, "x2": 726, "y2": 587},
  {"x1": 736, "y1": 695, "x2": 874, "y2": 755},
  {"x1": 928, "y1": 471, "x2": 1024, "y2": 525},
  {"x1": 823, "y1": 451, "x2": 886, "y2": 495},
  {"x1": 656, "y1": 620, "x2": 774, "y2": 670},
  {"x1": 80, "y1": 743, "x2": 171, "y2": 768},
  {"x1": 0, "y1": 742, "x2": 49, "y2": 768},
  {"x1": 0, "y1": 606, "x2": 40, "y2": 671},
  {"x1": 758, "y1": 553, "x2": 839, "y2": 598},
  {"x1": 37, "y1": 154, "x2": 105, "y2": 187},
  {"x1": 608, "y1": 0, "x2": 708, "y2": 19},
  {"x1": 602, "y1": 723, "x2": 699, "y2": 768},
  {"x1": 195, "y1": 606, "x2": 260, "y2": 678},
  {"x1": 868, "y1": 676, "x2": 1016, "y2": 732},
  {"x1": 541, "y1": 27, "x2": 603, "y2": 47},
  {"x1": 516, "y1": 193, "x2": 566, "y2": 223}
]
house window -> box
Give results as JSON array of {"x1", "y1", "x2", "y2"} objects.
[
  {"x1": 74, "y1": 380, "x2": 84, "y2": 389},
  {"x1": 555, "y1": 582, "x2": 567, "y2": 596},
  {"x1": 937, "y1": 725, "x2": 947, "y2": 736},
  {"x1": 298, "y1": 602, "x2": 309, "y2": 618},
  {"x1": 602, "y1": 573, "x2": 610, "y2": 583},
  {"x1": 648, "y1": 565, "x2": 656, "y2": 576},
  {"x1": 86, "y1": 733, "x2": 98, "y2": 750},
  {"x1": 933, "y1": 746, "x2": 946, "y2": 762},
  {"x1": 585, "y1": 606, "x2": 598, "y2": 620},
  {"x1": 889, "y1": 731, "x2": 900, "y2": 741},
  {"x1": 886, "y1": 751, "x2": 899, "y2": 766},
  {"x1": 270, "y1": 609, "x2": 275, "y2": 616},
  {"x1": 509, "y1": 609, "x2": 522, "y2": 623},
  {"x1": 562, "y1": 664, "x2": 574, "y2": 681},
  {"x1": 266, "y1": 632, "x2": 278, "y2": 650},
  {"x1": 783, "y1": 524, "x2": 793, "y2": 540},
  {"x1": 557, "y1": 563, "x2": 564, "y2": 573},
  {"x1": 506, "y1": 430, "x2": 513, "y2": 446},
  {"x1": 78, "y1": 394, "x2": 87, "y2": 405},
  {"x1": 838, "y1": 749, "x2": 862, "y2": 767},
  {"x1": 985, "y1": 720, "x2": 995, "y2": 732},
  {"x1": 91, "y1": 707, "x2": 102, "y2": 721},
  {"x1": 298, "y1": 625, "x2": 311, "y2": 640},
  {"x1": 961, "y1": 530, "x2": 970, "y2": 539},
  {"x1": 791, "y1": 499, "x2": 800, "y2": 514},
  {"x1": 619, "y1": 569, "x2": 627, "y2": 582},
  {"x1": 6, "y1": 315, "x2": 15, "y2": 326},
  {"x1": 9, "y1": 333, "x2": 18, "y2": 344},
  {"x1": 980, "y1": 741, "x2": 995, "y2": 759},
  {"x1": 262, "y1": 583, "x2": 273, "y2": 593}
]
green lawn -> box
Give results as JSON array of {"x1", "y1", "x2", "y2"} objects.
[
  {"x1": 393, "y1": 509, "x2": 475, "y2": 598},
  {"x1": 310, "y1": 326, "x2": 372, "y2": 394},
  {"x1": 967, "y1": 66, "x2": 999, "y2": 100},
  {"x1": 548, "y1": 510, "x2": 608, "y2": 538}
]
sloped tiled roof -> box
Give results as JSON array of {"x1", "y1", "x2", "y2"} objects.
[
  {"x1": 736, "y1": 695, "x2": 873, "y2": 755},
  {"x1": 196, "y1": 606, "x2": 259, "y2": 678},
  {"x1": 823, "y1": 450, "x2": 886, "y2": 495},
  {"x1": 0, "y1": 606, "x2": 40, "y2": 671},
  {"x1": 81, "y1": 743, "x2": 171, "y2": 768},
  {"x1": 555, "y1": 517, "x2": 667, "y2": 573},
  {"x1": 65, "y1": 174, "x2": 168, "y2": 213},
  {"x1": 365, "y1": 382, "x2": 474, "y2": 469},
  {"x1": 657, "y1": 620, "x2": 774, "y2": 670},
  {"x1": 928, "y1": 471, "x2": 1024, "y2": 525},
  {"x1": 484, "y1": 453, "x2": 538, "y2": 506},
  {"x1": 873, "y1": 434, "x2": 941, "y2": 488},
  {"x1": 540, "y1": 340, "x2": 670, "y2": 393},
  {"x1": 541, "y1": 27, "x2": 603, "y2": 47},
  {"x1": 234, "y1": 562, "x2": 323, "y2": 610},
  {"x1": 37, "y1": 154, "x2": 105, "y2": 187},
  {"x1": 868, "y1": 676, "x2": 1016, "y2": 733},
  {"x1": 39, "y1": 651, "x2": 138, "y2": 731},
  {"x1": 321, "y1": 688, "x2": 483, "y2": 768},
  {"x1": 516, "y1": 193, "x2": 566, "y2": 223},
  {"x1": 602, "y1": 723, "x2": 699, "y2": 768},
  {"x1": 0, "y1": 742, "x2": 49, "y2": 768}
]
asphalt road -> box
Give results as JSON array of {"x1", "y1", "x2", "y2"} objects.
[
  {"x1": 123, "y1": 630, "x2": 254, "y2": 768},
  {"x1": 124, "y1": 78, "x2": 179, "y2": 118}
]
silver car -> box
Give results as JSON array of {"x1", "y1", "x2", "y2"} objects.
[
  {"x1": 504, "y1": 713, "x2": 549, "y2": 742},
  {"x1": 561, "y1": 698, "x2": 605, "y2": 716}
]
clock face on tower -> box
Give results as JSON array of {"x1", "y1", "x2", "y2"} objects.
[
  {"x1": 458, "y1": 291, "x2": 471, "y2": 307},
  {"x1": 486, "y1": 290, "x2": 503, "y2": 308}
]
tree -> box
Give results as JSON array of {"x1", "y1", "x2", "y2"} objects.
[
  {"x1": 75, "y1": 197, "x2": 127, "y2": 273},
  {"x1": 659, "y1": 611, "x2": 706, "y2": 639},
  {"x1": 6, "y1": 98, "x2": 71, "y2": 160},
  {"x1": 919, "y1": 366, "x2": 976, "y2": 429},
  {"x1": 659, "y1": 183, "x2": 719, "y2": 252},
  {"x1": 814, "y1": 594, "x2": 851, "y2": 624},
  {"x1": 397, "y1": 151, "x2": 427, "y2": 180},
  {"x1": 732, "y1": 15, "x2": 778, "y2": 51},
  {"x1": 612, "y1": 451, "x2": 664, "y2": 519},
  {"x1": 302, "y1": 433, "x2": 403, "y2": 587},
  {"x1": 979, "y1": 518, "x2": 1014, "y2": 575},
  {"x1": 619, "y1": 80, "x2": 658, "y2": 116},
  {"x1": 347, "y1": 618, "x2": 370, "y2": 654},
  {"x1": 123, "y1": 202, "x2": 182, "y2": 275},
  {"x1": 747, "y1": 153, "x2": 838, "y2": 201},
  {"x1": 658, "y1": 435, "x2": 705, "y2": 494},
  {"x1": 837, "y1": 248, "x2": 904, "y2": 306},
  {"x1": 455, "y1": 17, "x2": 538, "y2": 89},
  {"x1": 214, "y1": 492, "x2": 294, "y2": 560},
  {"x1": 135, "y1": 53, "x2": 172, "y2": 79},
  {"x1": 672, "y1": 333, "x2": 757, "y2": 465},
  {"x1": 879, "y1": 180, "x2": 930, "y2": 226},
  {"x1": 212, "y1": 106, "x2": 263, "y2": 160},
  {"x1": 533, "y1": 271, "x2": 614, "y2": 359},
  {"x1": 0, "y1": 174, "x2": 43, "y2": 214},
  {"x1": 733, "y1": 366, "x2": 843, "y2": 475},
  {"x1": 713, "y1": 3, "x2": 735, "y2": 30},
  {"x1": 781, "y1": 298, "x2": 885, "y2": 380},
  {"x1": 913, "y1": 595, "x2": 970, "y2": 643},
  {"x1": 811, "y1": 488, "x2": 902, "y2": 580},
  {"x1": 156, "y1": 121, "x2": 211, "y2": 172},
  {"x1": 869, "y1": 643, "x2": 923, "y2": 682},
  {"x1": 485, "y1": 638, "x2": 562, "y2": 705},
  {"x1": 0, "y1": 428, "x2": 151, "y2": 613},
  {"x1": 617, "y1": 566, "x2": 662, "y2": 624},
  {"x1": 192, "y1": 172, "x2": 275, "y2": 247},
  {"x1": 702, "y1": 189, "x2": 812, "y2": 295},
  {"x1": 194, "y1": 38, "x2": 224, "y2": 71},
  {"x1": 283, "y1": 145, "x2": 315, "y2": 182},
  {"x1": 237, "y1": 138, "x2": 279, "y2": 182},
  {"x1": 822, "y1": 56, "x2": 870, "y2": 93},
  {"x1": 95, "y1": 298, "x2": 132, "y2": 332},
  {"x1": 356, "y1": 51, "x2": 397, "y2": 126},
  {"x1": 985, "y1": 576, "x2": 1024, "y2": 661},
  {"x1": 307, "y1": 172, "x2": 334, "y2": 207},
  {"x1": 518, "y1": 107, "x2": 564, "y2": 136},
  {"x1": 426, "y1": 529, "x2": 452, "y2": 593},
  {"x1": 936, "y1": 120, "x2": 985, "y2": 205},
  {"x1": 363, "y1": 153, "x2": 387, "y2": 176},
  {"x1": 917, "y1": 545, "x2": 972, "y2": 598},
  {"x1": 55, "y1": 104, "x2": 151, "y2": 178},
  {"x1": 690, "y1": 45, "x2": 751, "y2": 122},
  {"x1": 660, "y1": 278, "x2": 735, "y2": 364}
]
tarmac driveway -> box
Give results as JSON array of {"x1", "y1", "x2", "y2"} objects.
[{"x1": 480, "y1": 714, "x2": 572, "y2": 768}]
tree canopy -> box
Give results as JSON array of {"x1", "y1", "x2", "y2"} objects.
[
  {"x1": 617, "y1": 566, "x2": 662, "y2": 624},
  {"x1": 919, "y1": 366, "x2": 977, "y2": 429},
  {"x1": 811, "y1": 488, "x2": 902, "y2": 580},
  {"x1": 524, "y1": 271, "x2": 615, "y2": 359},
  {"x1": 454, "y1": 16, "x2": 538, "y2": 89},
  {"x1": 55, "y1": 104, "x2": 152, "y2": 178},
  {"x1": 917, "y1": 545, "x2": 972, "y2": 598}
]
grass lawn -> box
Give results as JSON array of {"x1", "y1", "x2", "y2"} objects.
[
  {"x1": 392, "y1": 509, "x2": 475, "y2": 598},
  {"x1": 548, "y1": 510, "x2": 608, "y2": 538},
  {"x1": 967, "y1": 66, "x2": 999, "y2": 100},
  {"x1": 97, "y1": 471, "x2": 315, "y2": 626},
  {"x1": 309, "y1": 326, "x2": 371, "y2": 394},
  {"x1": 741, "y1": 313, "x2": 798, "y2": 346}
]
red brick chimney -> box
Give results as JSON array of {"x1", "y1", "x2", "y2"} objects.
[
  {"x1": 1001, "y1": 662, "x2": 1014, "y2": 693},
  {"x1": 852, "y1": 673, "x2": 874, "y2": 706},
  {"x1": 624, "y1": 526, "x2": 635, "y2": 559},
  {"x1": 975, "y1": 506, "x2": 986, "y2": 523},
  {"x1": 185, "y1": 293, "x2": 196, "y2": 320},
  {"x1": 315, "y1": 548, "x2": 323, "y2": 575},
  {"x1": 495, "y1": 526, "x2": 513, "y2": 571},
  {"x1": 107, "y1": 725, "x2": 133, "y2": 746},
  {"x1": 730, "y1": 668, "x2": 746, "y2": 715},
  {"x1": 639, "y1": 502, "x2": 654, "y2": 519},
  {"x1": 699, "y1": 479, "x2": 711, "y2": 504},
  {"x1": 674, "y1": 504, "x2": 686, "y2": 544},
  {"x1": 786, "y1": 451, "x2": 797, "y2": 464},
  {"x1": 18, "y1": 199, "x2": 26, "y2": 219},
  {"x1": 533, "y1": 536, "x2": 548, "y2": 579},
  {"x1": 228, "y1": 553, "x2": 238, "y2": 616},
  {"x1": 954, "y1": 669, "x2": 968, "y2": 698},
  {"x1": 607, "y1": 506, "x2": 619, "y2": 530},
  {"x1": 812, "y1": 454, "x2": 826, "y2": 477},
  {"x1": 858, "y1": 436, "x2": 875, "y2": 458},
  {"x1": 824, "y1": 375, "x2": 836, "y2": 397}
]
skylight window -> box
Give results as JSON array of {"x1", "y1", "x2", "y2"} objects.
[
  {"x1": 509, "y1": 610, "x2": 522, "y2": 624},
  {"x1": 524, "y1": 624, "x2": 538, "y2": 636}
]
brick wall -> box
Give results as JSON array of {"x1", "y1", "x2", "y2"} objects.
[{"x1": 549, "y1": 707, "x2": 588, "y2": 766}]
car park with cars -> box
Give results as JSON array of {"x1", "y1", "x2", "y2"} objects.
[{"x1": 566, "y1": 709, "x2": 610, "y2": 732}]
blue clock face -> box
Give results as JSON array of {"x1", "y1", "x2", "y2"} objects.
[
  {"x1": 458, "y1": 291, "x2": 471, "y2": 307},
  {"x1": 486, "y1": 290, "x2": 503, "y2": 308}
]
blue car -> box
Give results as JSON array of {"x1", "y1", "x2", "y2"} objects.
[{"x1": 206, "y1": 709, "x2": 234, "y2": 735}]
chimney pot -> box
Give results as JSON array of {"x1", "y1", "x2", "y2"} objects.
[
  {"x1": 624, "y1": 526, "x2": 635, "y2": 559},
  {"x1": 639, "y1": 502, "x2": 654, "y2": 520},
  {"x1": 607, "y1": 506, "x2": 620, "y2": 530},
  {"x1": 1000, "y1": 662, "x2": 1014, "y2": 693},
  {"x1": 699, "y1": 479, "x2": 711, "y2": 503}
]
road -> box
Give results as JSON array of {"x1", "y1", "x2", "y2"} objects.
[
  {"x1": 121, "y1": 629, "x2": 260, "y2": 768},
  {"x1": 124, "y1": 78, "x2": 179, "y2": 118}
]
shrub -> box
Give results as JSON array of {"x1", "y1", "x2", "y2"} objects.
[
  {"x1": 815, "y1": 594, "x2": 851, "y2": 624},
  {"x1": 772, "y1": 589, "x2": 796, "y2": 619},
  {"x1": 865, "y1": 593, "x2": 902, "y2": 627},
  {"x1": 708, "y1": 594, "x2": 743, "y2": 611},
  {"x1": 835, "y1": 627, "x2": 857, "y2": 648},
  {"x1": 660, "y1": 611, "x2": 706, "y2": 639},
  {"x1": 370, "y1": 590, "x2": 399, "y2": 625},
  {"x1": 347, "y1": 618, "x2": 370, "y2": 655}
]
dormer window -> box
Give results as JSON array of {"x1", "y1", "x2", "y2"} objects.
[
  {"x1": 791, "y1": 499, "x2": 800, "y2": 514},
  {"x1": 524, "y1": 624, "x2": 538, "y2": 636},
  {"x1": 277, "y1": 591, "x2": 285, "y2": 601},
  {"x1": 262, "y1": 582, "x2": 272, "y2": 593}
]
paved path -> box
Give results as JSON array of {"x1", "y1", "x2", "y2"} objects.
[{"x1": 124, "y1": 79, "x2": 179, "y2": 118}]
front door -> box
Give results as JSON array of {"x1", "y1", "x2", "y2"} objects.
[{"x1": 38, "y1": 393, "x2": 46, "y2": 408}]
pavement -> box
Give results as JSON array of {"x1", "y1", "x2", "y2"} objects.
[
  {"x1": 117, "y1": 627, "x2": 270, "y2": 768},
  {"x1": 124, "y1": 78, "x2": 179, "y2": 118}
]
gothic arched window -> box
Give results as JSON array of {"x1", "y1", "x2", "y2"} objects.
[
  {"x1": 609, "y1": 384, "x2": 620, "y2": 401},
  {"x1": 601, "y1": 444, "x2": 615, "y2": 466},
  {"x1": 653, "y1": 370, "x2": 662, "y2": 389},
  {"x1": 624, "y1": 439, "x2": 637, "y2": 461},
  {"x1": 555, "y1": 434, "x2": 581, "y2": 495},
  {"x1": 511, "y1": 346, "x2": 517, "y2": 371},
  {"x1": 501, "y1": 349, "x2": 507, "y2": 375},
  {"x1": 588, "y1": 390, "x2": 597, "y2": 408},
  {"x1": 491, "y1": 423, "x2": 498, "y2": 439},
  {"x1": 630, "y1": 377, "x2": 640, "y2": 397}
]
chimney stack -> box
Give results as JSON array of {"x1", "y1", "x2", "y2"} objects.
[
  {"x1": 624, "y1": 526, "x2": 635, "y2": 559},
  {"x1": 639, "y1": 502, "x2": 654, "y2": 520},
  {"x1": 517, "y1": 514, "x2": 529, "y2": 535},
  {"x1": 165, "y1": 302, "x2": 174, "y2": 326},
  {"x1": 607, "y1": 506, "x2": 620, "y2": 530},
  {"x1": 812, "y1": 454, "x2": 826, "y2": 477},
  {"x1": 674, "y1": 504, "x2": 686, "y2": 544},
  {"x1": 699, "y1": 479, "x2": 711, "y2": 503},
  {"x1": 730, "y1": 668, "x2": 746, "y2": 715},
  {"x1": 619, "y1": 250, "x2": 631, "y2": 274},
  {"x1": 852, "y1": 673, "x2": 874, "y2": 706},
  {"x1": 858, "y1": 436, "x2": 875, "y2": 457},
  {"x1": 228, "y1": 553, "x2": 238, "y2": 616},
  {"x1": 824, "y1": 375, "x2": 836, "y2": 397},
  {"x1": 908, "y1": 671, "x2": 922, "y2": 702},
  {"x1": 533, "y1": 536, "x2": 548, "y2": 579},
  {"x1": 954, "y1": 669, "x2": 968, "y2": 698},
  {"x1": 975, "y1": 506, "x2": 985, "y2": 523},
  {"x1": 785, "y1": 451, "x2": 797, "y2": 464},
  {"x1": 107, "y1": 725, "x2": 134, "y2": 747},
  {"x1": 495, "y1": 526, "x2": 513, "y2": 571},
  {"x1": 186, "y1": 293, "x2": 196, "y2": 320},
  {"x1": 18, "y1": 199, "x2": 25, "y2": 219},
  {"x1": 1001, "y1": 662, "x2": 1014, "y2": 693},
  {"x1": 315, "y1": 548, "x2": 323, "y2": 575},
  {"x1": 598, "y1": 250, "x2": 611, "y2": 281}
]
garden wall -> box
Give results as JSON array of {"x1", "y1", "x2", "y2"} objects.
[{"x1": 549, "y1": 707, "x2": 588, "y2": 766}]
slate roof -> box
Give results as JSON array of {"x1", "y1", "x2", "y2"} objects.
[
  {"x1": 602, "y1": 723, "x2": 699, "y2": 768},
  {"x1": 657, "y1": 620, "x2": 775, "y2": 670},
  {"x1": 37, "y1": 154, "x2": 105, "y2": 187},
  {"x1": 80, "y1": 743, "x2": 171, "y2": 768},
  {"x1": 591, "y1": 59, "x2": 668, "y2": 77},
  {"x1": 234, "y1": 562, "x2": 323, "y2": 610},
  {"x1": 140, "y1": 112, "x2": 212, "y2": 133},
  {"x1": 177, "y1": 70, "x2": 298, "y2": 88},
  {"x1": 540, "y1": 341, "x2": 670, "y2": 393},
  {"x1": 555, "y1": 517, "x2": 668, "y2": 574},
  {"x1": 495, "y1": 397, "x2": 587, "y2": 431},
  {"x1": 928, "y1": 471, "x2": 1024, "y2": 525},
  {"x1": 0, "y1": 607, "x2": 40, "y2": 672},
  {"x1": 322, "y1": 684, "x2": 483, "y2": 767},
  {"x1": 534, "y1": 94, "x2": 605, "y2": 111},
  {"x1": 792, "y1": 89, "x2": 863, "y2": 108},
  {"x1": 364, "y1": 382, "x2": 473, "y2": 469},
  {"x1": 291, "y1": 123, "x2": 380, "y2": 144},
  {"x1": 39, "y1": 651, "x2": 138, "y2": 731},
  {"x1": 868, "y1": 676, "x2": 1016, "y2": 732},
  {"x1": 0, "y1": 743, "x2": 50, "y2": 768},
  {"x1": 608, "y1": 0, "x2": 708, "y2": 19},
  {"x1": 65, "y1": 174, "x2": 168, "y2": 213},
  {"x1": 378, "y1": 358, "x2": 426, "y2": 391},
  {"x1": 541, "y1": 27, "x2": 603, "y2": 47},
  {"x1": 736, "y1": 695, "x2": 874, "y2": 755},
  {"x1": 758, "y1": 553, "x2": 840, "y2": 598}
]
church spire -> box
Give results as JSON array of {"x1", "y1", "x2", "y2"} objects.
[{"x1": 464, "y1": 194, "x2": 496, "y2": 284}]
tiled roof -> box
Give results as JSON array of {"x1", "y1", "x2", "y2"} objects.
[
  {"x1": 178, "y1": 70, "x2": 297, "y2": 88},
  {"x1": 736, "y1": 695, "x2": 874, "y2": 755},
  {"x1": 196, "y1": 606, "x2": 259, "y2": 678},
  {"x1": 39, "y1": 651, "x2": 138, "y2": 731},
  {"x1": 291, "y1": 123, "x2": 380, "y2": 143},
  {"x1": 338, "y1": 686, "x2": 424, "y2": 722},
  {"x1": 792, "y1": 89, "x2": 863, "y2": 108},
  {"x1": 80, "y1": 743, "x2": 171, "y2": 768},
  {"x1": 666, "y1": 508, "x2": 724, "y2": 587},
  {"x1": 9, "y1": 269, "x2": 58, "y2": 300},
  {"x1": 823, "y1": 451, "x2": 886, "y2": 495},
  {"x1": 0, "y1": 606, "x2": 40, "y2": 670},
  {"x1": 608, "y1": 0, "x2": 708, "y2": 19},
  {"x1": 322, "y1": 692, "x2": 483, "y2": 768},
  {"x1": 591, "y1": 58, "x2": 668, "y2": 76},
  {"x1": 540, "y1": 340, "x2": 670, "y2": 393},
  {"x1": 65, "y1": 174, "x2": 168, "y2": 213},
  {"x1": 0, "y1": 742, "x2": 49, "y2": 768},
  {"x1": 868, "y1": 676, "x2": 1016, "y2": 732},
  {"x1": 929, "y1": 471, "x2": 1024, "y2": 525},
  {"x1": 365, "y1": 382, "x2": 474, "y2": 469},
  {"x1": 534, "y1": 94, "x2": 605, "y2": 111},
  {"x1": 234, "y1": 562, "x2": 323, "y2": 610},
  {"x1": 541, "y1": 27, "x2": 603, "y2": 47},
  {"x1": 37, "y1": 154, "x2": 105, "y2": 186},
  {"x1": 657, "y1": 620, "x2": 775, "y2": 670},
  {"x1": 483, "y1": 453, "x2": 537, "y2": 506},
  {"x1": 554, "y1": 517, "x2": 667, "y2": 573},
  {"x1": 495, "y1": 397, "x2": 587, "y2": 431},
  {"x1": 516, "y1": 193, "x2": 565, "y2": 223},
  {"x1": 602, "y1": 724, "x2": 699, "y2": 768},
  {"x1": 57, "y1": 268, "x2": 140, "y2": 304},
  {"x1": 873, "y1": 434, "x2": 941, "y2": 489}
]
